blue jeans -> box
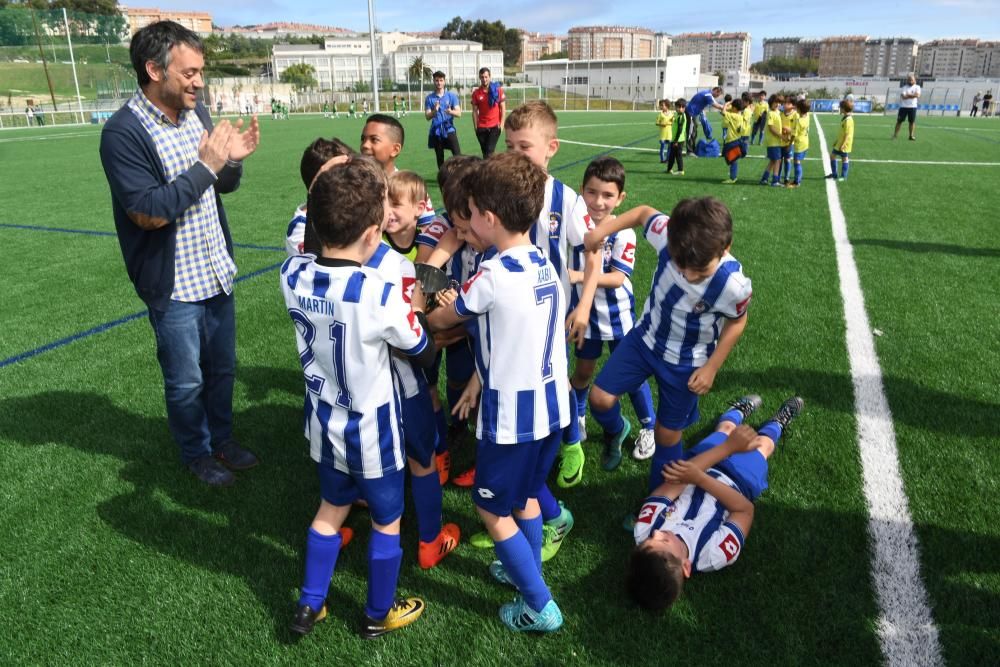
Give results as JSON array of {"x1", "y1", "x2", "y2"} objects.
[{"x1": 147, "y1": 292, "x2": 236, "y2": 464}]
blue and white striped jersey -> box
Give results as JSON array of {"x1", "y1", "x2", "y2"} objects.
[
  {"x1": 571, "y1": 227, "x2": 638, "y2": 341},
  {"x1": 455, "y1": 245, "x2": 571, "y2": 444},
  {"x1": 634, "y1": 473, "x2": 745, "y2": 574},
  {"x1": 634, "y1": 212, "x2": 752, "y2": 367},
  {"x1": 281, "y1": 255, "x2": 428, "y2": 478},
  {"x1": 529, "y1": 176, "x2": 595, "y2": 311},
  {"x1": 285, "y1": 203, "x2": 307, "y2": 256},
  {"x1": 364, "y1": 242, "x2": 424, "y2": 400}
]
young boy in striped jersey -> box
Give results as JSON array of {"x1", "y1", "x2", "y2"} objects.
[
  {"x1": 567, "y1": 157, "x2": 657, "y2": 472},
  {"x1": 583, "y1": 197, "x2": 752, "y2": 498},
  {"x1": 787, "y1": 99, "x2": 811, "y2": 189},
  {"x1": 428, "y1": 151, "x2": 570, "y2": 633},
  {"x1": 284, "y1": 156, "x2": 437, "y2": 638},
  {"x1": 285, "y1": 137, "x2": 355, "y2": 256},
  {"x1": 626, "y1": 395, "x2": 803, "y2": 611},
  {"x1": 829, "y1": 99, "x2": 855, "y2": 182}
]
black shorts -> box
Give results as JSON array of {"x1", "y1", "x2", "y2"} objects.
[{"x1": 897, "y1": 107, "x2": 917, "y2": 123}]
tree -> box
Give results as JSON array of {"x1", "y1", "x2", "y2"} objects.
[
  {"x1": 750, "y1": 56, "x2": 819, "y2": 77},
  {"x1": 439, "y1": 15, "x2": 521, "y2": 69},
  {"x1": 280, "y1": 63, "x2": 317, "y2": 91},
  {"x1": 538, "y1": 51, "x2": 567, "y2": 61},
  {"x1": 408, "y1": 56, "x2": 432, "y2": 100}
]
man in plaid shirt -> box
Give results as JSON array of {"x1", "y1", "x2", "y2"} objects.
[{"x1": 100, "y1": 21, "x2": 261, "y2": 486}]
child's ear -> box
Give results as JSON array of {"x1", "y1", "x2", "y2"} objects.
[
  {"x1": 390, "y1": 142, "x2": 402, "y2": 160},
  {"x1": 617, "y1": 190, "x2": 627, "y2": 206},
  {"x1": 547, "y1": 137, "x2": 560, "y2": 160},
  {"x1": 682, "y1": 559, "x2": 693, "y2": 579}
]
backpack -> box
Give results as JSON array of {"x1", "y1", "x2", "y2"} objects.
[{"x1": 695, "y1": 139, "x2": 721, "y2": 157}]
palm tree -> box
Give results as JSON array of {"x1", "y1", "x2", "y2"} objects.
[{"x1": 408, "y1": 56, "x2": 433, "y2": 106}]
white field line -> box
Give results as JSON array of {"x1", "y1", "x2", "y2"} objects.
[
  {"x1": 0, "y1": 131, "x2": 101, "y2": 143},
  {"x1": 556, "y1": 138, "x2": 1000, "y2": 166},
  {"x1": 814, "y1": 118, "x2": 943, "y2": 667},
  {"x1": 558, "y1": 122, "x2": 649, "y2": 130}
]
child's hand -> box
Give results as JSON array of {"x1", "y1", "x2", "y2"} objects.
[
  {"x1": 436, "y1": 287, "x2": 458, "y2": 309},
  {"x1": 687, "y1": 366, "x2": 717, "y2": 395},
  {"x1": 410, "y1": 280, "x2": 427, "y2": 312},
  {"x1": 726, "y1": 424, "x2": 758, "y2": 452},
  {"x1": 567, "y1": 269, "x2": 584, "y2": 285},
  {"x1": 583, "y1": 229, "x2": 605, "y2": 253},
  {"x1": 661, "y1": 459, "x2": 705, "y2": 485},
  {"x1": 451, "y1": 374, "x2": 481, "y2": 421},
  {"x1": 566, "y1": 306, "x2": 589, "y2": 348}
]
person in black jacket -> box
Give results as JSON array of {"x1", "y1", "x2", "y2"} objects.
[{"x1": 99, "y1": 20, "x2": 260, "y2": 486}]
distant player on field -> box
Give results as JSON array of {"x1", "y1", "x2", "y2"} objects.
[
  {"x1": 284, "y1": 156, "x2": 437, "y2": 638},
  {"x1": 626, "y1": 396, "x2": 803, "y2": 612},
  {"x1": 829, "y1": 99, "x2": 855, "y2": 182}
]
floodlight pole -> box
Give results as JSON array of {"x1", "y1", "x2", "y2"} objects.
[
  {"x1": 367, "y1": 0, "x2": 380, "y2": 111},
  {"x1": 63, "y1": 8, "x2": 85, "y2": 124}
]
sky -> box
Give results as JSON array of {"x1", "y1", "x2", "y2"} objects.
[{"x1": 151, "y1": 0, "x2": 1000, "y2": 62}]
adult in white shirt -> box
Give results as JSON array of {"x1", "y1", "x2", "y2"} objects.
[{"x1": 893, "y1": 73, "x2": 921, "y2": 141}]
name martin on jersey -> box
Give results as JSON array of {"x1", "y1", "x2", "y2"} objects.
[{"x1": 297, "y1": 295, "x2": 335, "y2": 316}]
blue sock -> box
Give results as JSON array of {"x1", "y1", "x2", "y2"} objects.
[
  {"x1": 829, "y1": 158, "x2": 837, "y2": 176},
  {"x1": 795, "y1": 162, "x2": 803, "y2": 183},
  {"x1": 659, "y1": 140, "x2": 667, "y2": 162},
  {"x1": 648, "y1": 440, "x2": 683, "y2": 494},
  {"x1": 516, "y1": 514, "x2": 544, "y2": 574},
  {"x1": 591, "y1": 400, "x2": 624, "y2": 436},
  {"x1": 537, "y1": 484, "x2": 561, "y2": 522},
  {"x1": 433, "y1": 408, "x2": 448, "y2": 454},
  {"x1": 411, "y1": 470, "x2": 442, "y2": 543},
  {"x1": 629, "y1": 383, "x2": 655, "y2": 428},
  {"x1": 761, "y1": 168, "x2": 769, "y2": 182},
  {"x1": 694, "y1": 430, "x2": 729, "y2": 450},
  {"x1": 729, "y1": 162, "x2": 738, "y2": 180},
  {"x1": 573, "y1": 384, "x2": 590, "y2": 418},
  {"x1": 841, "y1": 162, "x2": 850, "y2": 179},
  {"x1": 494, "y1": 532, "x2": 551, "y2": 612},
  {"x1": 365, "y1": 529, "x2": 402, "y2": 621},
  {"x1": 299, "y1": 528, "x2": 342, "y2": 609},
  {"x1": 718, "y1": 406, "x2": 747, "y2": 426},
  {"x1": 562, "y1": 389, "x2": 580, "y2": 444},
  {"x1": 771, "y1": 173, "x2": 780, "y2": 184},
  {"x1": 783, "y1": 159, "x2": 791, "y2": 180},
  {"x1": 758, "y1": 420, "x2": 783, "y2": 445}
]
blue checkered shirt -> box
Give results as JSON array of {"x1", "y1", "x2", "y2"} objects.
[{"x1": 127, "y1": 90, "x2": 237, "y2": 302}]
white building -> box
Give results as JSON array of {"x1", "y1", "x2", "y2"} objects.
[
  {"x1": 272, "y1": 35, "x2": 503, "y2": 91},
  {"x1": 670, "y1": 32, "x2": 751, "y2": 74}
]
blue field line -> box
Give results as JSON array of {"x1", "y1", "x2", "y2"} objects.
[
  {"x1": 0, "y1": 261, "x2": 285, "y2": 370},
  {"x1": 2, "y1": 134, "x2": 650, "y2": 371},
  {"x1": 0, "y1": 223, "x2": 285, "y2": 252}
]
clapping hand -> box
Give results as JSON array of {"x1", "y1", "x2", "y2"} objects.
[{"x1": 227, "y1": 114, "x2": 260, "y2": 162}]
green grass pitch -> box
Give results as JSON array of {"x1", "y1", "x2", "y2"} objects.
[{"x1": 0, "y1": 109, "x2": 997, "y2": 666}]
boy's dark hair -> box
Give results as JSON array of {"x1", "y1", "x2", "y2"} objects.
[
  {"x1": 441, "y1": 156, "x2": 482, "y2": 220},
  {"x1": 759, "y1": 89, "x2": 767, "y2": 97},
  {"x1": 659, "y1": 98, "x2": 671, "y2": 107},
  {"x1": 768, "y1": 94, "x2": 785, "y2": 107},
  {"x1": 840, "y1": 98, "x2": 854, "y2": 113},
  {"x1": 364, "y1": 113, "x2": 405, "y2": 147},
  {"x1": 433, "y1": 70, "x2": 446, "y2": 79},
  {"x1": 626, "y1": 545, "x2": 685, "y2": 612},
  {"x1": 307, "y1": 155, "x2": 387, "y2": 248},
  {"x1": 478, "y1": 66, "x2": 491, "y2": 76},
  {"x1": 730, "y1": 98, "x2": 745, "y2": 112},
  {"x1": 724, "y1": 94, "x2": 733, "y2": 102},
  {"x1": 666, "y1": 197, "x2": 733, "y2": 269},
  {"x1": 583, "y1": 156, "x2": 625, "y2": 194},
  {"x1": 465, "y1": 151, "x2": 546, "y2": 234},
  {"x1": 300, "y1": 137, "x2": 355, "y2": 189},
  {"x1": 741, "y1": 92, "x2": 751, "y2": 102},
  {"x1": 796, "y1": 99, "x2": 812, "y2": 115},
  {"x1": 675, "y1": 98, "x2": 687, "y2": 109},
  {"x1": 130, "y1": 20, "x2": 203, "y2": 87}
]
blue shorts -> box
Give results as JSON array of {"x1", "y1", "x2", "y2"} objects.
[
  {"x1": 831, "y1": 149, "x2": 850, "y2": 158},
  {"x1": 318, "y1": 463, "x2": 405, "y2": 525},
  {"x1": 793, "y1": 150, "x2": 807, "y2": 161},
  {"x1": 685, "y1": 438, "x2": 769, "y2": 501},
  {"x1": 473, "y1": 430, "x2": 561, "y2": 516},
  {"x1": 766, "y1": 146, "x2": 783, "y2": 160},
  {"x1": 401, "y1": 388, "x2": 438, "y2": 467},
  {"x1": 593, "y1": 329, "x2": 700, "y2": 431},
  {"x1": 575, "y1": 336, "x2": 621, "y2": 361}
]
